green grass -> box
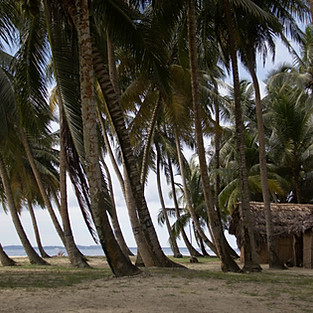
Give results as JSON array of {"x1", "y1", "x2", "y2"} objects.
[
  {"x1": 0, "y1": 263, "x2": 112, "y2": 289},
  {"x1": 170, "y1": 256, "x2": 220, "y2": 264},
  {"x1": 1, "y1": 255, "x2": 313, "y2": 299}
]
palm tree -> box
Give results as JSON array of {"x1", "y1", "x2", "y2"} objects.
[
  {"x1": 59, "y1": 0, "x2": 182, "y2": 268},
  {"x1": 100, "y1": 153, "x2": 133, "y2": 258},
  {"x1": 236, "y1": 0, "x2": 309, "y2": 269},
  {"x1": 70, "y1": 0, "x2": 141, "y2": 276},
  {"x1": 27, "y1": 200, "x2": 50, "y2": 258},
  {"x1": 264, "y1": 66, "x2": 313, "y2": 204},
  {"x1": 155, "y1": 140, "x2": 182, "y2": 258},
  {"x1": 59, "y1": 103, "x2": 89, "y2": 268},
  {"x1": 0, "y1": 41, "x2": 47, "y2": 265},
  {"x1": 186, "y1": 0, "x2": 241, "y2": 272},
  {"x1": 0, "y1": 152, "x2": 48, "y2": 265},
  {"x1": 167, "y1": 155, "x2": 203, "y2": 257},
  {"x1": 0, "y1": 243, "x2": 16, "y2": 266},
  {"x1": 97, "y1": 110, "x2": 156, "y2": 266}
]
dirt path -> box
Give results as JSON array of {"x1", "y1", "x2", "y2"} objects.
[{"x1": 0, "y1": 257, "x2": 312, "y2": 313}]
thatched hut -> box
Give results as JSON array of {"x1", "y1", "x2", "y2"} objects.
[{"x1": 229, "y1": 202, "x2": 313, "y2": 268}]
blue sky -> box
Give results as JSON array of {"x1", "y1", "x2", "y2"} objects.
[{"x1": 0, "y1": 34, "x2": 298, "y2": 250}]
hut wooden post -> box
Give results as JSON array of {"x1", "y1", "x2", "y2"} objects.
[
  {"x1": 293, "y1": 235, "x2": 303, "y2": 267},
  {"x1": 303, "y1": 230, "x2": 313, "y2": 269}
]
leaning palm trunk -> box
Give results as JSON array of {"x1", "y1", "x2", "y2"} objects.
[
  {"x1": 105, "y1": 32, "x2": 150, "y2": 260},
  {"x1": 222, "y1": 0, "x2": 261, "y2": 272},
  {"x1": 59, "y1": 104, "x2": 90, "y2": 268},
  {"x1": 0, "y1": 243, "x2": 16, "y2": 266},
  {"x1": 106, "y1": 31, "x2": 120, "y2": 95},
  {"x1": 102, "y1": 33, "x2": 154, "y2": 260},
  {"x1": 0, "y1": 153, "x2": 48, "y2": 265},
  {"x1": 93, "y1": 50, "x2": 179, "y2": 268},
  {"x1": 247, "y1": 56, "x2": 284, "y2": 269},
  {"x1": 140, "y1": 95, "x2": 162, "y2": 186},
  {"x1": 174, "y1": 129, "x2": 217, "y2": 255},
  {"x1": 167, "y1": 157, "x2": 203, "y2": 257},
  {"x1": 99, "y1": 112, "x2": 156, "y2": 265},
  {"x1": 214, "y1": 97, "x2": 239, "y2": 260},
  {"x1": 75, "y1": 0, "x2": 140, "y2": 276},
  {"x1": 20, "y1": 129, "x2": 67, "y2": 247},
  {"x1": 100, "y1": 155, "x2": 132, "y2": 258},
  {"x1": 27, "y1": 200, "x2": 50, "y2": 258},
  {"x1": 156, "y1": 145, "x2": 182, "y2": 258},
  {"x1": 123, "y1": 166, "x2": 158, "y2": 266},
  {"x1": 187, "y1": 0, "x2": 240, "y2": 272}
]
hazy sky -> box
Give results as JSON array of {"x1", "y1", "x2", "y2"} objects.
[{"x1": 0, "y1": 35, "x2": 298, "y2": 250}]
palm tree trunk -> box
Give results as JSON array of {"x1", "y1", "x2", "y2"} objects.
[
  {"x1": 187, "y1": 0, "x2": 240, "y2": 272},
  {"x1": 156, "y1": 144, "x2": 182, "y2": 258},
  {"x1": 0, "y1": 153, "x2": 48, "y2": 265},
  {"x1": 106, "y1": 31, "x2": 120, "y2": 95},
  {"x1": 100, "y1": 155, "x2": 133, "y2": 258},
  {"x1": 93, "y1": 51, "x2": 179, "y2": 268},
  {"x1": 123, "y1": 166, "x2": 158, "y2": 266},
  {"x1": 75, "y1": 0, "x2": 141, "y2": 276},
  {"x1": 27, "y1": 200, "x2": 50, "y2": 258},
  {"x1": 174, "y1": 129, "x2": 217, "y2": 255},
  {"x1": 60, "y1": 103, "x2": 90, "y2": 268},
  {"x1": 214, "y1": 93, "x2": 240, "y2": 261},
  {"x1": 98, "y1": 112, "x2": 155, "y2": 263},
  {"x1": 222, "y1": 0, "x2": 260, "y2": 272},
  {"x1": 20, "y1": 129, "x2": 67, "y2": 247},
  {"x1": 197, "y1": 234, "x2": 210, "y2": 256},
  {"x1": 167, "y1": 156, "x2": 203, "y2": 257},
  {"x1": 0, "y1": 243, "x2": 16, "y2": 266},
  {"x1": 247, "y1": 56, "x2": 284, "y2": 269},
  {"x1": 140, "y1": 95, "x2": 162, "y2": 186},
  {"x1": 62, "y1": 0, "x2": 180, "y2": 269}
]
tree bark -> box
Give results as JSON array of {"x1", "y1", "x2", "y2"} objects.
[
  {"x1": 106, "y1": 31, "x2": 120, "y2": 95},
  {"x1": 247, "y1": 56, "x2": 284, "y2": 269},
  {"x1": 156, "y1": 144, "x2": 182, "y2": 258},
  {"x1": 167, "y1": 156, "x2": 203, "y2": 257},
  {"x1": 140, "y1": 95, "x2": 162, "y2": 186},
  {"x1": 100, "y1": 155, "x2": 133, "y2": 258},
  {"x1": 175, "y1": 129, "x2": 218, "y2": 255},
  {"x1": 27, "y1": 200, "x2": 50, "y2": 258},
  {"x1": 187, "y1": 0, "x2": 240, "y2": 272},
  {"x1": 59, "y1": 103, "x2": 90, "y2": 268},
  {"x1": 98, "y1": 112, "x2": 155, "y2": 264},
  {"x1": 222, "y1": 0, "x2": 261, "y2": 272},
  {"x1": 75, "y1": 0, "x2": 141, "y2": 276},
  {"x1": 0, "y1": 243, "x2": 16, "y2": 266},
  {"x1": 94, "y1": 54, "x2": 178, "y2": 267},
  {"x1": 20, "y1": 129, "x2": 67, "y2": 247},
  {"x1": 63, "y1": 0, "x2": 180, "y2": 268},
  {"x1": 0, "y1": 153, "x2": 48, "y2": 265},
  {"x1": 214, "y1": 91, "x2": 240, "y2": 260}
]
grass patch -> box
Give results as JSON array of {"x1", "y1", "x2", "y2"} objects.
[
  {"x1": 169, "y1": 256, "x2": 220, "y2": 264},
  {"x1": 0, "y1": 264, "x2": 112, "y2": 289}
]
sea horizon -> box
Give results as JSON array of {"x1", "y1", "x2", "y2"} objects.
[{"x1": 2, "y1": 244, "x2": 220, "y2": 257}]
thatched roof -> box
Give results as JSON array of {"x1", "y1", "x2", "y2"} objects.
[{"x1": 229, "y1": 202, "x2": 313, "y2": 246}]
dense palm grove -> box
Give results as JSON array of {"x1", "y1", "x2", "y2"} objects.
[{"x1": 0, "y1": 0, "x2": 313, "y2": 275}]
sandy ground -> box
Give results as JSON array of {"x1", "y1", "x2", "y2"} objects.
[{"x1": 1, "y1": 256, "x2": 313, "y2": 313}]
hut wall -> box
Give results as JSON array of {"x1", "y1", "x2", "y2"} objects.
[
  {"x1": 276, "y1": 237, "x2": 295, "y2": 264},
  {"x1": 303, "y1": 230, "x2": 313, "y2": 269},
  {"x1": 240, "y1": 237, "x2": 294, "y2": 264}
]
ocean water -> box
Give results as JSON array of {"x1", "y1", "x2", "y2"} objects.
[{"x1": 3, "y1": 245, "x2": 217, "y2": 257}]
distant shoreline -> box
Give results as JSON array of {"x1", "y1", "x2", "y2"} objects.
[{"x1": 3, "y1": 245, "x2": 217, "y2": 257}]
